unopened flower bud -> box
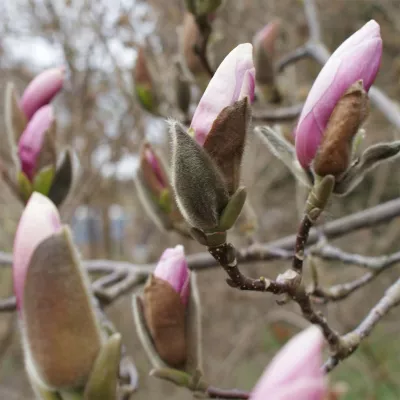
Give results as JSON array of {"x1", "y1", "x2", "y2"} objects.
[
  {"x1": 250, "y1": 326, "x2": 326, "y2": 400},
  {"x1": 14, "y1": 193, "x2": 103, "y2": 390},
  {"x1": 20, "y1": 67, "x2": 65, "y2": 120},
  {"x1": 18, "y1": 105, "x2": 56, "y2": 182},
  {"x1": 253, "y1": 20, "x2": 281, "y2": 103},
  {"x1": 135, "y1": 142, "x2": 186, "y2": 233},
  {"x1": 143, "y1": 246, "x2": 190, "y2": 367},
  {"x1": 134, "y1": 47, "x2": 159, "y2": 114},
  {"x1": 171, "y1": 44, "x2": 254, "y2": 237},
  {"x1": 154, "y1": 245, "x2": 190, "y2": 305},
  {"x1": 295, "y1": 20, "x2": 382, "y2": 170}
]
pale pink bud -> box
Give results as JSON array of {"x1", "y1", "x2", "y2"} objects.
[
  {"x1": 20, "y1": 67, "x2": 64, "y2": 120},
  {"x1": 253, "y1": 20, "x2": 281, "y2": 57},
  {"x1": 18, "y1": 105, "x2": 54, "y2": 181},
  {"x1": 190, "y1": 43, "x2": 255, "y2": 146},
  {"x1": 144, "y1": 146, "x2": 167, "y2": 190},
  {"x1": 250, "y1": 326, "x2": 326, "y2": 400},
  {"x1": 154, "y1": 245, "x2": 190, "y2": 305},
  {"x1": 295, "y1": 20, "x2": 382, "y2": 169},
  {"x1": 13, "y1": 192, "x2": 62, "y2": 309}
]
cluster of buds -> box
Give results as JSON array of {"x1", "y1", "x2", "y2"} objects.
[
  {"x1": 253, "y1": 20, "x2": 282, "y2": 103},
  {"x1": 170, "y1": 43, "x2": 255, "y2": 247},
  {"x1": 134, "y1": 142, "x2": 190, "y2": 236},
  {"x1": 5, "y1": 68, "x2": 74, "y2": 206},
  {"x1": 13, "y1": 193, "x2": 121, "y2": 399},
  {"x1": 250, "y1": 326, "x2": 326, "y2": 399},
  {"x1": 133, "y1": 246, "x2": 204, "y2": 390},
  {"x1": 134, "y1": 47, "x2": 160, "y2": 115}
]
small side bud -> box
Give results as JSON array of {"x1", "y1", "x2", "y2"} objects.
[
  {"x1": 313, "y1": 81, "x2": 369, "y2": 178},
  {"x1": 134, "y1": 48, "x2": 159, "y2": 114},
  {"x1": 253, "y1": 20, "x2": 281, "y2": 103}
]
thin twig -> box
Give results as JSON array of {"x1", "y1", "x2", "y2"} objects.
[
  {"x1": 207, "y1": 386, "x2": 250, "y2": 399},
  {"x1": 252, "y1": 103, "x2": 304, "y2": 122},
  {"x1": 310, "y1": 243, "x2": 400, "y2": 270},
  {"x1": 323, "y1": 277, "x2": 400, "y2": 373}
]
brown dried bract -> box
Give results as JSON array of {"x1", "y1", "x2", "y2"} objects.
[
  {"x1": 313, "y1": 80, "x2": 369, "y2": 177},
  {"x1": 143, "y1": 275, "x2": 187, "y2": 367},
  {"x1": 203, "y1": 97, "x2": 251, "y2": 195}
]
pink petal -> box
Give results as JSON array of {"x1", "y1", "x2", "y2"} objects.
[
  {"x1": 191, "y1": 43, "x2": 255, "y2": 146},
  {"x1": 154, "y1": 245, "x2": 190, "y2": 305},
  {"x1": 250, "y1": 326, "x2": 325, "y2": 399},
  {"x1": 145, "y1": 148, "x2": 166, "y2": 188},
  {"x1": 20, "y1": 67, "x2": 65, "y2": 120},
  {"x1": 13, "y1": 193, "x2": 62, "y2": 309},
  {"x1": 18, "y1": 105, "x2": 54, "y2": 181},
  {"x1": 295, "y1": 20, "x2": 382, "y2": 168}
]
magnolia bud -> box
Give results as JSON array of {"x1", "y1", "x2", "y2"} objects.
[
  {"x1": 133, "y1": 247, "x2": 203, "y2": 378},
  {"x1": 250, "y1": 326, "x2": 326, "y2": 400},
  {"x1": 143, "y1": 246, "x2": 190, "y2": 367},
  {"x1": 171, "y1": 44, "x2": 254, "y2": 237},
  {"x1": 253, "y1": 20, "x2": 281, "y2": 103},
  {"x1": 295, "y1": 20, "x2": 382, "y2": 170},
  {"x1": 18, "y1": 105, "x2": 56, "y2": 182},
  {"x1": 134, "y1": 47, "x2": 159, "y2": 114},
  {"x1": 135, "y1": 142, "x2": 186, "y2": 233},
  {"x1": 14, "y1": 193, "x2": 103, "y2": 390},
  {"x1": 20, "y1": 67, "x2": 65, "y2": 120},
  {"x1": 313, "y1": 81, "x2": 369, "y2": 177}
]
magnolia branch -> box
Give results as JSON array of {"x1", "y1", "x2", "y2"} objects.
[
  {"x1": 1, "y1": 197, "x2": 400, "y2": 312},
  {"x1": 323, "y1": 276, "x2": 400, "y2": 373}
]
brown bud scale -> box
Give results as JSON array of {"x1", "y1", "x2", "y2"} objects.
[
  {"x1": 313, "y1": 81, "x2": 369, "y2": 177},
  {"x1": 143, "y1": 275, "x2": 187, "y2": 367}
]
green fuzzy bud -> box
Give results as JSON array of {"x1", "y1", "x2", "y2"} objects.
[{"x1": 170, "y1": 120, "x2": 229, "y2": 231}]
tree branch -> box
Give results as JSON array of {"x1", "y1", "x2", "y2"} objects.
[
  {"x1": 323, "y1": 276, "x2": 400, "y2": 373},
  {"x1": 252, "y1": 103, "x2": 304, "y2": 122}
]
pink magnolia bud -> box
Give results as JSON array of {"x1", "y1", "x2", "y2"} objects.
[
  {"x1": 154, "y1": 245, "x2": 190, "y2": 305},
  {"x1": 295, "y1": 20, "x2": 382, "y2": 169},
  {"x1": 18, "y1": 105, "x2": 54, "y2": 181},
  {"x1": 190, "y1": 43, "x2": 255, "y2": 146},
  {"x1": 143, "y1": 144, "x2": 168, "y2": 191},
  {"x1": 13, "y1": 192, "x2": 62, "y2": 309},
  {"x1": 20, "y1": 67, "x2": 64, "y2": 120},
  {"x1": 253, "y1": 20, "x2": 280, "y2": 59},
  {"x1": 250, "y1": 326, "x2": 326, "y2": 400}
]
